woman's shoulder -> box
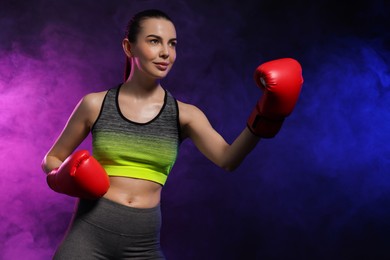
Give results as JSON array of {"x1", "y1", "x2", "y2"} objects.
[
  {"x1": 76, "y1": 90, "x2": 109, "y2": 115},
  {"x1": 84, "y1": 90, "x2": 108, "y2": 98},
  {"x1": 177, "y1": 100, "x2": 207, "y2": 124},
  {"x1": 83, "y1": 90, "x2": 108, "y2": 105},
  {"x1": 177, "y1": 100, "x2": 200, "y2": 113}
]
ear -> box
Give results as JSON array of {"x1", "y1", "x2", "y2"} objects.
[{"x1": 122, "y1": 38, "x2": 132, "y2": 57}]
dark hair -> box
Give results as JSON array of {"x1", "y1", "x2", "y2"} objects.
[{"x1": 124, "y1": 9, "x2": 173, "y2": 81}]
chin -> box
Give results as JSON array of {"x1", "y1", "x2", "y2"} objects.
[{"x1": 155, "y1": 70, "x2": 171, "y2": 78}]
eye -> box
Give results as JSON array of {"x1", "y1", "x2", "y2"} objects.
[
  {"x1": 169, "y1": 41, "x2": 177, "y2": 48},
  {"x1": 149, "y1": 39, "x2": 159, "y2": 45}
]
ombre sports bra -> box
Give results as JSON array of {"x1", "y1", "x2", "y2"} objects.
[{"x1": 91, "y1": 85, "x2": 180, "y2": 185}]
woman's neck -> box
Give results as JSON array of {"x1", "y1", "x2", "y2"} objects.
[{"x1": 122, "y1": 75, "x2": 162, "y2": 99}]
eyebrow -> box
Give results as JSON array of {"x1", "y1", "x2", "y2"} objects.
[{"x1": 146, "y1": 34, "x2": 177, "y2": 41}]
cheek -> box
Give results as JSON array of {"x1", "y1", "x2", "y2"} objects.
[
  {"x1": 170, "y1": 50, "x2": 177, "y2": 63},
  {"x1": 146, "y1": 49, "x2": 159, "y2": 59},
  {"x1": 140, "y1": 46, "x2": 159, "y2": 59}
]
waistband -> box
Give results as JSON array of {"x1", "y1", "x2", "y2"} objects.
[{"x1": 75, "y1": 197, "x2": 162, "y2": 236}]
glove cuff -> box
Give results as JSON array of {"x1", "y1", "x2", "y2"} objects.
[{"x1": 247, "y1": 112, "x2": 284, "y2": 138}]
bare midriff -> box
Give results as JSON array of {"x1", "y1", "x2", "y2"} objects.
[{"x1": 103, "y1": 176, "x2": 162, "y2": 209}]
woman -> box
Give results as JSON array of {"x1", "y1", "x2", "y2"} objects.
[{"x1": 42, "y1": 9, "x2": 302, "y2": 259}]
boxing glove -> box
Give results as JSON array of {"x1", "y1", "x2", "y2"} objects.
[
  {"x1": 247, "y1": 58, "x2": 303, "y2": 138},
  {"x1": 47, "y1": 150, "x2": 110, "y2": 199}
]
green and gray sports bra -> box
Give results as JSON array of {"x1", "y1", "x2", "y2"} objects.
[{"x1": 91, "y1": 86, "x2": 180, "y2": 185}]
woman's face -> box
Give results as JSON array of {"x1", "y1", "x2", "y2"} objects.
[{"x1": 129, "y1": 18, "x2": 177, "y2": 79}]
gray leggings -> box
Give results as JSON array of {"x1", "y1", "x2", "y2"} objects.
[{"x1": 53, "y1": 197, "x2": 165, "y2": 260}]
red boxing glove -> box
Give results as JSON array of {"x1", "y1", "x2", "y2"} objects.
[
  {"x1": 247, "y1": 58, "x2": 303, "y2": 138},
  {"x1": 47, "y1": 150, "x2": 110, "y2": 199}
]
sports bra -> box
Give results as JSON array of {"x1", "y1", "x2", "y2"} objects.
[{"x1": 91, "y1": 85, "x2": 180, "y2": 185}]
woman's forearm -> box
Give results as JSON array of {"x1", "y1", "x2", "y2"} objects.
[{"x1": 220, "y1": 127, "x2": 260, "y2": 171}]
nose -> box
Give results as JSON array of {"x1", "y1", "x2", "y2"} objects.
[{"x1": 160, "y1": 44, "x2": 169, "y2": 59}]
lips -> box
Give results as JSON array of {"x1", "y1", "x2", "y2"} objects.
[{"x1": 154, "y1": 62, "x2": 170, "y2": 71}]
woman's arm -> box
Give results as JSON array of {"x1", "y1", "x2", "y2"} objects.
[
  {"x1": 41, "y1": 92, "x2": 105, "y2": 174},
  {"x1": 179, "y1": 58, "x2": 303, "y2": 171},
  {"x1": 179, "y1": 102, "x2": 260, "y2": 172}
]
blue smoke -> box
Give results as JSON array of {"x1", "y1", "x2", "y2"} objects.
[{"x1": 0, "y1": 0, "x2": 389, "y2": 259}]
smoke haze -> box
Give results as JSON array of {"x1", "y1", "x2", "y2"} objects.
[{"x1": 1, "y1": 0, "x2": 389, "y2": 259}]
